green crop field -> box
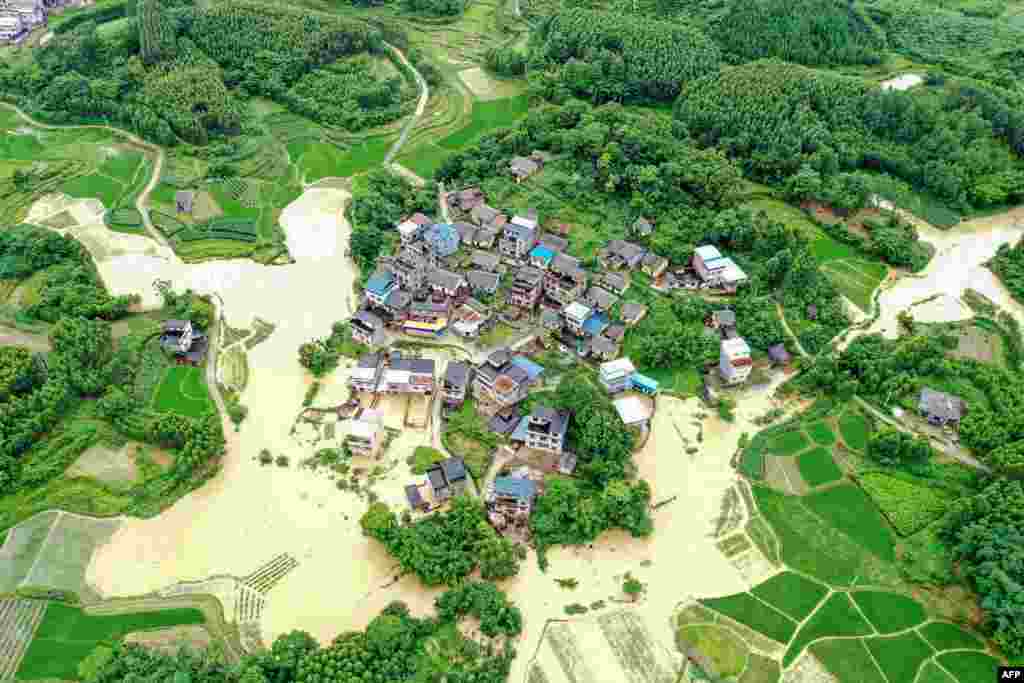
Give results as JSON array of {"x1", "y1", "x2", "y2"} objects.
[
  {"x1": 438, "y1": 94, "x2": 530, "y2": 149},
  {"x1": 917, "y1": 661, "x2": 958, "y2": 683},
  {"x1": 920, "y1": 622, "x2": 985, "y2": 652},
  {"x1": 764, "y1": 430, "x2": 809, "y2": 456},
  {"x1": 937, "y1": 651, "x2": 1001, "y2": 683},
  {"x1": 784, "y1": 593, "x2": 873, "y2": 666},
  {"x1": 810, "y1": 638, "x2": 886, "y2": 683},
  {"x1": 750, "y1": 571, "x2": 828, "y2": 622},
  {"x1": 850, "y1": 590, "x2": 926, "y2": 634},
  {"x1": 17, "y1": 603, "x2": 205, "y2": 680},
  {"x1": 59, "y1": 173, "x2": 127, "y2": 208},
  {"x1": 820, "y1": 259, "x2": 888, "y2": 312},
  {"x1": 858, "y1": 471, "x2": 953, "y2": 536},
  {"x1": 98, "y1": 150, "x2": 144, "y2": 183},
  {"x1": 676, "y1": 625, "x2": 747, "y2": 678},
  {"x1": 739, "y1": 653, "x2": 779, "y2": 683},
  {"x1": 838, "y1": 411, "x2": 870, "y2": 451},
  {"x1": 700, "y1": 593, "x2": 796, "y2": 644},
  {"x1": 804, "y1": 484, "x2": 896, "y2": 561},
  {"x1": 0, "y1": 511, "x2": 60, "y2": 592},
  {"x1": 805, "y1": 420, "x2": 836, "y2": 445},
  {"x1": 865, "y1": 632, "x2": 934, "y2": 683},
  {"x1": 796, "y1": 447, "x2": 843, "y2": 487},
  {"x1": 399, "y1": 142, "x2": 454, "y2": 181},
  {"x1": 153, "y1": 366, "x2": 214, "y2": 418}
]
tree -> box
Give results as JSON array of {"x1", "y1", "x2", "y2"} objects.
[
  {"x1": 867, "y1": 428, "x2": 932, "y2": 466},
  {"x1": 622, "y1": 573, "x2": 644, "y2": 601},
  {"x1": 475, "y1": 521, "x2": 523, "y2": 581},
  {"x1": 49, "y1": 317, "x2": 112, "y2": 395}
]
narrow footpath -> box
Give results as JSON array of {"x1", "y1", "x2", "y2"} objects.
[{"x1": 384, "y1": 44, "x2": 430, "y2": 164}]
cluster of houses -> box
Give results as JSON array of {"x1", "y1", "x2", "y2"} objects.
[
  {"x1": 160, "y1": 319, "x2": 208, "y2": 366},
  {"x1": 0, "y1": 0, "x2": 78, "y2": 43}
]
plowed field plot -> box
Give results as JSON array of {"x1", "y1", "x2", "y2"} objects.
[
  {"x1": 530, "y1": 610, "x2": 677, "y2": 683},
  {"x1": 764, "y1": 455, "x2": 808, "y2": 495},
  {"x1": 0, "y1": 511, "x2": 60, "y2": 592},
  {"x1": 65, "y1": 442, "x2": 139, "y2": 486},
  {"x1": 22, "y1": 513, "x2": 123, "y2": 598},
  {"x1": 0, "y1": 599, "x2": 47, "y2": 679}
]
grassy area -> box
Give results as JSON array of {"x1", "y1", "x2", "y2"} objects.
[
  {"x1": 865, "y1": 631, "x2": 934, "y2": 683},
  {"x1": 634, "y1": 364, "x2": 702, "y2": 396},
  {"x1": 699, "y1": 593, "x2": 797, "y2": 644},
  {"x1": 18, "y1": 603, "x2": 205, "y2": 680},
  {"x1": 919, "y1": 622, "x2": 985, "y2": 651},
  {"x1": 398, "y1": 142, "x2": 454, "y2": 181},
  {"x1": 739, "y1": 653, "x2": 780, "y2": 683},
  {"x1": 153, "y1": 366, "x2": 214, "y2": 418},
  {"x1": 810, "y1": 638, "x2": 887, "y2": 683},
  {"x1": 676, "y1": 625, "x2": 747, "y2": 678},
  {"x1": 749, "y1": 571, "x2": 828, "y2": 622},
  {"x1": 784, "y1": 592, "x2": 873, "y2": 666},
  {"x1": 803, "y1": 484, "x2": 896, "y2": 561},
  {"x1": 838, "y1": 410, "x2": 870, "y2": 451},
  {"x1": 764, "y1": 430, "x2": 809, "y2": 456},
  {"x1": 805, "y1": 421, "x2": 836, "y2": 445},
  {"x1": 858, "y1": 471, "x2": 954, "y2": 536},
  {"x1": 850, "y1": 590, "x2": 926, "y2": 634},
  {"x1": 437, "y1": 94, "x2": 530, "y2": 149},
  {"x1": 441, "y1": 398, "x2": 499, "y2": 480},
  {"x1": 411, "y1": 446, "x2": 447, "y2": 474},
  {"x1": 936, "y1": 651, "x2": 1001, "y2": 683},
  {"x1": 796, "y1": 447, "x2": 843, "y2": 487}
]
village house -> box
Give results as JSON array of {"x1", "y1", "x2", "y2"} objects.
[
  {"x1": 427, "y1": 268, "x2": 466, "y2": 298},
  {"x1": 449, "y1": 186, "x2": 485, "y2": 212},
  {"x1": 350, "y1": 353, "x2": 384, "y2": 392},
  {"x1": 471, "y1": 227, "x2": 498, "y2": 249},
  {"x1": 768, "y1": 343, "x2": 792, "y2": 366},
  {"x1": 693, "y1": 245, "x2": 748, "y2": 289},
  {"x1": 351, "y1": 310, "x2": 386, "y2": 347},
  {"x1": 710, "y1": 309, "x2": 737, "y2": 338},
  {"x1": 466, "y1": 270, "x2": 500, "y2": 296},
  {"x1": 507, "y1": 266, "x2": 544, "y2": 309},
  {"x1": 529, "y1": 244, "x2": 556, "y2": 270},
  {"x1": 453, "y1": 221, "x2": 477, "y2": 245},
  {"x1": 621, "y1": 302, "x2": 648, "y2": 326},
  {"x1": 452, "y1": 298, "x2": 490, "y2": 338},
  {"x1": 473, "y1": 350, "x2": 540, "y2": 409},
  {"x1": 471, "y1": 249, "x2": 501, "y2": 273},
  {"x1": 614, "y1": 394, "x2": 651, "y2": 428},
  {"x1": 410, "y1": 212, "x2": 432, "y2": 228},
  {"x1": 427, "y1": 457, "x2": 469, "y2": 502},
  {"x1": 471, "y1": 204, "x2": 507, "y2": 230},
  {"x1": 500, "y1": 218, "x2": 537, "y2": 260},
  {"x1": 602, "y1": 240, "x2": 647, "y2": 270},
  {"x1": 599, "y1": 357, "x2": 636, "y2": 394},
  {"x1": 161, "y1": 319, "x2": 208, "y2": 365},
  {"x1": 602, "y1": 271, "x2": 630, "y2": 295},
  {"x1": 588, "y1": 335, "x2": 620, "y2": 361},
  {"x1": 384, "y1": 247, "x2": 427, "y2": 291},
  {"x1": 918, "y1": 387, "x2": 967, "y2": 427},
  {"x1": 562, "y1": 300, "x2": 592, "y2": 337},
  {"x1": 384, "y1": 289, "x2": 412, "y2": 319},
  {"x1": 490, "y1": 476, "x2": 537, "y2": 518},
  {"x1": 641, "y1": 252, "x2": 669, "y2": 279},
  {"x1": 345, "y1": 408, "x2": 384, "y2": 458},
  {"x1": 380, "y1": 355, "x2": 435, "y2": 394},
  {"x1": 405, "y1": 484, "x2": 429, "y2": 512},
  {"x1": 441, "y1": 361, "x2": 471, "y2": 407},
  {"x1": 539, "y1": 307, "x2": 562, "y2": 332},
  {"x1": 582, "y1": 310, "x2": 610, "y2": 338},
  {"x1": 365, "y1": 270, "x2": 397, "y2": 309},
  {"x1": 0, "y1": 13, "x2": 26, "y2": 41},
  {"x1": 513, "y1": 406, "x2": 570, "y2": 454},
  {"x1": 537, "y1": 233, "x2": 568, "y2": 254},
  {"x1": 404, "y1": 300, "x2": 449, "y2": 337},
  {"x1": 544, "y1": 253, "x2": 587, "y2": 306},
  {"x1": 719, "y1": 337, "x2": 753, "y2": 385},
  {"x1": 175, "y1": 190, "x2": 194, "y2": 215},
  {"x1": 584, "y1": 285, "x2": 618, "y2": 313},
  {"x1": 423, "y1": 223, "x2": 461, "y2": 259},
  {"x1": 397, "y1": 218, "x2": 422, "y2": 244},
  {"x1": 604, "y1": 323, "x2": 626, "y2": 344},
  {"x1": 633, "y1": 217, "x2": 654, "y2": 238},
  {"x1": 509, "y1": 152, "x2": 544, "y2": 183},
  {"x1": 0, "y1": 0, "x2": 45, "y2": 40}
]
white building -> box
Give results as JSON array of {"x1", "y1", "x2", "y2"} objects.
[
  {"x1": 599, "y1": 358, "x2": 636, "y2": 394},
  {"x1": 613, "y1": 395, "x2": 652, "y2": 427},
  {"x1": 397, "y1": 219, "x2": 421, "y2": 244},
  {"x1": 346, "y1": 408, "x2": 384, "y2": 457},
  {"x1": 719, "y1": 337, "x2": 753, "y2": 385},
  {"x1": 0, "y1": 13, "x2": 26, "y2": 41},
  {"x1": 562, "y1": 300, "x2": 592, "y2": 336}
]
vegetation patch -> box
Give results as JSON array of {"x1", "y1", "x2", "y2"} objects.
[
  {"x1": 796, "y1": 447, "x2": 843, "y2": 488},
  {"x1": 17, "y1": 603, "x2": 205, "y2": 680},
  {"x1": 438, "y1": 95, "x2": 530, "y2": 150},
  {"x1": 809, "y1": 637, "x2": 887, "y2": 683},
  {"x1": 917, "y1": 660, "x2": 958, "y2": 683},
  {"x1": 739, "y1": 652, "x2": 780, "y2": 683},
  {"x1": 153, "y1": 366, "x2": 214, "y2": 418},
  {"x1": 676, "y1": 624, "x2": 748, "y2": 679},
  {"x1": 410, "y1": 446, "x2": 447, "y2": 474},
  {"x1": 850, "y1": 590, "x2": 926, "y2": 634},
  {"x1": 804, "y1": 484, "x2": 896, "y2": 561},
  {"x1": 749, "y1": 571, "x2": 828, "y2": 622},
  {"x1": 838, "y1": 410, "x2": 870, "y2": 451},
  {"x1": 806, "y1": 421, "x2": 836, "y2": 446},
  {"x1": 784, "y1": 592, "x2": 873, "y2": 665},
  {"x1": 858, "y1": 471, "x2": 953, "y2": 536},
  {"x1": 700, "y1": 593, "x2": 797, "y2": 644},
  {"x1": 919, "y1": 622, "x2": 985, "y2": 652},
  {"x1": 865, "y1": 631, "x2": 934, "y2": 683},
  {"x1": 936, "y1": 650, "x2": 1002, "y2": 683},
  {"x1": 764, "y1": 430, "x2": 809, "y2": 456}
]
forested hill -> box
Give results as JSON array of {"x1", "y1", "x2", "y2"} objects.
[
  {"x1": 711, "y1": 0, "x2": 887, "y2": 67},
  {"x1": 0, "y1": 0, "x2": 411, "y2": 146},
  {"x1": 531, "y1": 7, "x2": 721, "y2": 102},
  {"x1": 674, "y1": 60, "x2": 1024, "y2": 211}
]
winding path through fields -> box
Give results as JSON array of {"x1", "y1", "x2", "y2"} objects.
[{"x1": 384, "y1": 43, "x2": 430, "y2": 165}]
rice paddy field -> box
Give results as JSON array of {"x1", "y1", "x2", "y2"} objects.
[{"x1": 154, "y1": 366, "x2": 215, "y2": 418}]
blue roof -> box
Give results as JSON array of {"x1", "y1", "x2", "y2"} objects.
[
  {"x1": 366, "y1": 271, "x2": 394, "y2": 295},
  {"x1": 582, "y1": 312, "x2": 610, "y2": 337},
  {"x1": 494, "y1": 476, "x2": 537, "y2": 500},
  {"x1": 631, "y1": 373, "x2": 660, "y2": 392},
  {"x1": 424, "y1": 223, "x2": 461, "y2": 257},
  {"x1": 510, "y1": 356, "x2": 544, "y2": 381},
  {"x1": 510, "y1": 417, "x2": 529, "y2": 442},
  {"x1": 530, "y1": 245, "x2": 555, "y2": 262}
]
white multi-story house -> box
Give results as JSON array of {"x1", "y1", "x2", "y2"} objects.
[
  {"x1": 599, "y1": 358, "x2": 636, "y2": 394},
  {"x1": 345, "y1": 408, "x2": 384, "y2": 457},
  {"x1": 562, "y1": 301, "x2": 592, "y2": 337},
  {"x1": 719, "y1": 337, "x2": 753, "y2": 385}
]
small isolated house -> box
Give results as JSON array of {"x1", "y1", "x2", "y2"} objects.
[
  {"x1": 175, "y1": 190, "x2": 194, "y2": 215},
  {"x1": 509, "y1": 153, "x2": 544, "y2": 183},
  {"x1": 621, "y1": 302, "x2": 648, "y2": 326},
  {"x1": 161, "y1": 319, "x2": 207, "y2": 365},
  {"x1": 599, "y1": 357, "x2": 636, "y2": 394},
  {"x1": 405, "y1": 484, "x2": 429, "y2": 512},
  {"x1": 427, "y1": 457, "x2": 469, "y2": 502},
  {"x1": 918, "y1": 387, "x2": 966, "y2": 427},
  {"x1": 346, "y1": 408, "x2": 384, "y2": 457},
  {"x1": 719, "y1": 337, "x2": 753, "y2": 385},
  {"x1": 768, "y1": 344, "x2": 791, "y2": 366}
]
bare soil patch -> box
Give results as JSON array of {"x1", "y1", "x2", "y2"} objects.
[
  {"x1": 125, "y1": 624, "x2": 213, "y2": 654},
  {"x1": 0, "y1": 325, "x2": 51, "y2": 352},
  {"x1": 764, "y1": 456, "x2": 808, "y2": 495},
  {"x1": 458, "y1": 67, "x2": 523, "y2": 101},
  {"x1": 951, "y1": 324, "x2": 998, "y2": 364},
  {"x1": 191, "y1": 191, "x2": 223, "y2": 223},
  {"x1": 66, "y1": 443, "x2": 139, "y2": 486}
]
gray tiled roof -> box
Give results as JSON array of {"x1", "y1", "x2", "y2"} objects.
[
  {"x1": 467, "y1": 270, "x2": 500, "y2": 293},
  {"x1": 444, "y1": 361, "x2": 470, "y2": 387}
]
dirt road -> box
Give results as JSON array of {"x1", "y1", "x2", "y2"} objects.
[{"x1": 384, "y1": 44, "x2": 430, "y2": 164}]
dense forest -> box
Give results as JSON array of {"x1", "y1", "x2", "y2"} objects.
[
  {"x1": 989, "y1": 239, "x2": 1024, "y2": 303},
  {"x1": 81, "y1": 585, "x2": 522, "y2": 683},
  {"x1": 0, "y1": 0, "x2": 410, "y2": 145}
]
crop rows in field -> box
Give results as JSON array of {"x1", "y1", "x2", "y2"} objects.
[{"x1": 0, "y1": 599, "x2": 47, "y2": 679}]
